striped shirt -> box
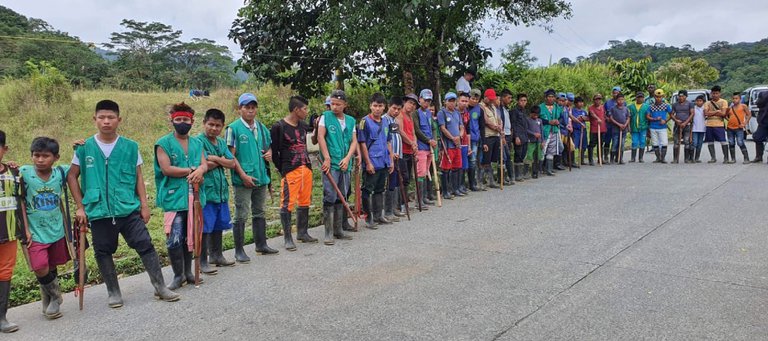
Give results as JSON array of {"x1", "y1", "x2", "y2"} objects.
[{"x1": 383, "y1": 114, "x2": 402, "y2": 158}]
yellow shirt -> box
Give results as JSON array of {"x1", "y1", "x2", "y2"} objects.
[{"x1": 704, "y1": 99, "x2": 728, "y2": 128}]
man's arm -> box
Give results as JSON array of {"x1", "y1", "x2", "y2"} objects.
[
  {"x1": 66, "y1": 164, "x2": 87, "y2": 225},
  {"x1": 317, "y1": 125, "x2": 331, "y2": 172},
  {"x1": 156, "y1": 146, "x2": 194, "y2": 178},
  {"x1": 411, "y1": 111, "x2": 430, "y2": 144},
  {"x1": 135, "y1": 165, "x2": 151, "y2": 223}
]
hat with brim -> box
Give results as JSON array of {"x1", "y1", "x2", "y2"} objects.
[{"x1": 593, "y1": 93, "x2": 603, "y2": 100}]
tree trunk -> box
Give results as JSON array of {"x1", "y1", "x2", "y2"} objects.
[
  {"x1": 403, "y1": 68, "x2": 414, "y2": 95},
  {"x1": 335, "y1": 67, "x2": 344, "y2": 91}
]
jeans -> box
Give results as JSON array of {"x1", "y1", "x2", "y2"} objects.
[
  {"x1": 727, "y1": 129, "x2": 746, "y2": 148},
  {"x1": 610, "y1": 130, "x2": 627, "y2": 152},
  {"x1": 166, "y1": 211, "x2": 187, "y2": 250},
  {"x1": 692, "y1": 132, "x2": 705, "y2": 149},
  {"x1": 673, "y1": 125, "x2": 693, "y2": 148}
]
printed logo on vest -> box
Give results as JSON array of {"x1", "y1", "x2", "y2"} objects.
[
  {"x1": 239, "y1": 134, "x2": 249, "y2": 143},
  {"x1": 328, "y1": 125, "x2": 338, "y2": 134},
  {"x1": 85, "y1": 156, "x2": 95, "y2": 168},
  {"x1": 170, "y1": 153, "x2": 178, "y2": 162}
]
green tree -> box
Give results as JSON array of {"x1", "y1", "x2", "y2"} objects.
[
  {"x1": 654, "y1": 57, "x2": 719, "y2": 88},
  {"x1": 610, "y1": 57, "x2": 656, "y2": 94},
  {"x1": 104, "y1": 19, "x2": 182, "y2": 85},
  {"x1": 499, "y1": 40, "x2": 538, "y2": 80}
]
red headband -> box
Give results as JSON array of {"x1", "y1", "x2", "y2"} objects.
[{"x1": 171, "y1": 111, "x2": 194, "y2": 119}]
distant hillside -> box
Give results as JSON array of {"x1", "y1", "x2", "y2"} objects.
[{"x1": 585, "y1": 39, "x2": 768, "y2": 91}]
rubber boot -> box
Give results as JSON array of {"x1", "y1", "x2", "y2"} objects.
[
  {"x1": 167, "y1": 247, "x2": 185, "y2": 290},
  {"x1": 707, "y1": 144, "x2": 717, "y2": 163},
  {"x1": 653, "y1": 147, "x2": 661, "y2": 163},
  {"x1": 545, "y1": 158, "x2": 555, "y2": 176},
  {"x1": 523, "y1": 164, "x2": 531, "y2": 179},
  {"x1": 296, "y1": 207, "x2": 317, "y2": 243},
  {"x1": 514, "y1": 163, "x2": 524, "y2": 181},
  {"x1": 532, "y1": 161, "x2": 540, "y2": 179},
  {"x1": 741, "y1": 148, "x2": 750, "y2": 164},
  {"x1": 360, "y1": 194, "x2": 375, "y2": 229},
  {"x1": 373, "y1": 193, "x2": 392, "y2": 225},
  {"x1": 443, "y1": 172, "x2": 455, "y2": 199},
  {"x1": 580, "y1": 150, "x2": 587, "y2": 165},
  {"x1": 253, "y1": 218, "x2": 278, "y2": 255},
  {"x1": 425, "y1": 179, "x2": 436, "y2": 202},
  {"x1": 281, "y1": 211, "x2": 297, "y2": 251},
  {"x1": 554, "y1": 155, "x2": 566, "y2": 170},
  {"x1": 695, "y1": 146, "x2": 702, "y2": 163},
  {"x1": 323, "y1": 205, "x2": 335, "y2": 245},
  {"x1": 660, "y1": 146, "x2": 668, "y2": 163},
  {"x1": 588, "y1": 148, "x2": 595, "y2": 166},
  {"x1": 672, "y1": 146, "x2": 680, "y2": 164},
  {"x1": 200, "y1": 233, "x2": 217, "y2": 275},
  {"x1": 232, "y1": 222, "x2": 250, "y2": 263},
  {"x1": 342, "y1": 208, "x2": 356, "y2": 231},
  {"x1": 486, "y1": 168, "x2": 499, "y2": 188},
  {"x1": 182, "y1": 250, "x2": 202, "y2": 285},
  {"x1": 570, "y1": 152, "x2": 580, "y2": 168},
  {"x1": 40, "y1": 277, "x2": 62, "y2": 319},
  {"x1": 683, "y1": 149, "x2": 691, "y2": 163},
  {"x1": 0, "y1": 282, "x2": 18, "y2": 333},
  {"x1": 389, "y1": 190, "x2": 405, "y2": 218},
  {"x1": 457, "y1": 169, "x2": 469, "y2": 194},
  {"x1": 420, "y1": 179, "x2": 435, "y2": 205},
  {"x1": 752, "y1": 143, "x2": 764, "y2": 163},
  {"x1": 140, "y1": 250, "x2": 181, "y2": 302},
  {"x1": 95, "y1": 255, "x2": 123, "y2": 308},
  {"x1": 721, "y1": 145, "x2": 729, "y2": 164},
  {"x1": 603, "y1": 147, "x2": 611, "y2": 165},
  {"x1": 39, "y1": 280, "x2": 50, "y2": 315},
  {"x1": 333, "y1": 204, "x2": 353, "y2": 240},
  {"x1": 728, "y1": 146, "x2": 737, "y2": 164},
  {"x1": 208, "y1": 231, "x2": 235, "y2": 267},
  {"x1": 468, "y1": 167, "x2": 479, "y2": 191},
  {"x1": 384, "y1": 190, "x2": 396, "y2": 221},
  {"x1": 630, "y1": 149, "x2": 637, "y2": 162},
  {"x1": 477, "y1": 167, "x2": 488, "y2": 191},
  {"x1": 638, "y1": 149, "x2": 645, "y2": 163}
]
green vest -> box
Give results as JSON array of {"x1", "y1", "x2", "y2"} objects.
[
  {"x1": 227, "y1": 119, "x2": 272, "y2": 187},
  {"x1": 154, "y1": 133, "x2": 205, "y2": 212},
  {"x1": 75, "y1": 136, "x2": 141, "y2": 220},
  {"x1": 321, "y1": 111, "x2": 356, "y2": 172},
  {"x1": 197, "y1": 134, "x2": 230, "y2": 204},
  {"x1": 0, "y1": 167, "x2": 20, "y2": 243},
  {"x1": 539, "y1": 103, "x2": 562, "y2": 139},
  {"x1": 629, "y1": 103, "x2": 650, "y2": 133},
  {"x1": 19, "y1": 165, "x2": 66, "y2": 244}
]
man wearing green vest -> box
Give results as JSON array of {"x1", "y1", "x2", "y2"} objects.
[
  {"x1": 226, "y1": 93, "x2": 278, "y2": 260},
  {"x1": 68, "y1": 100, "x2": 180, "y2": 308},
  {"x1": 154, "y1": 102, "x2": 209, "y2": 289},
  {"x1": 539, "y1": 89, "x2": 563, "y2": 176},
  {"x1": 317, "y1": 90, "x2": 356, "y2": 245},
  {"x1": 197, "y1": 109, "x2": 237, "y2": 272}
]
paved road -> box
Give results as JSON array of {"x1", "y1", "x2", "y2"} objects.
[{"x1": 8, "y1": 145, "x2": 768, "y2": 340}]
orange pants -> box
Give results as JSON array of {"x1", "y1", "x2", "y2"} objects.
[
  {"x1": 280, "y1": 166, "x2": 313, "y2": 212},
  {"x1": 0, "y1": 241, "x2": 17, "y2": 281}
]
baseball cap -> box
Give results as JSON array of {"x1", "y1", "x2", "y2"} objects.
[
  {"x1": 330, "y1": 89, "x2": 347, "y2": 101},
  {"x1": 557, "y1": 92, "x2": 567, "y2": 99},
  {"x1": 654, "y1": 89, "x2": 665, "y2": 97},
  {"x1": 238, "y1": 93, "x2": 258, "y2": 106},
  {"x1": 403, "y1": 93, "x2": 419, "y2": 104},
  {"x1": 324, "y1": 96, "x2": 331, "y2": 106},
  {"x1": 445, "y1": 92, "x2": 457, "y2": 101},
  {"x1": 636, "y1": 91, "x2": 645, "y2": 98},
  {"x1": 566, "y1": 93, "x2": 575, "y2": 101},
  {"x1": 593, "y1": 93, "x2": 603, "y2": 100},
  {"x1": 484, "y1": 89, "x2": 497, "y2": 101},
  {"x1": 612, "y1": 86, "x2": 622, "y2": 92},
  {"x1": 419, "y1": 89, "x2": 433, "y2": 100},
  {"x1": 470, "y1": 89, "x2": 482, "y2": 98}
]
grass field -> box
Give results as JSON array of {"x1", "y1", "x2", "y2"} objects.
[{"x1": 0, "y1": 85, "x2": 332, "y2": 306}]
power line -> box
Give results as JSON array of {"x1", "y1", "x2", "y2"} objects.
[{"x1": 0, "y1": 34, "x2": 95, "y2": 46}]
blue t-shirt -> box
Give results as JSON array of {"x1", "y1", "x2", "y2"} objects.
[
  {"x1": 437, "y1": 108, "x2": 462, "y2": 148},
  {"x1": 648, "y1": 103, "x2": 672, "y2": 130},
  {"x1": 357, "y1": 115, "x2": 392, "y2": 170},
  {"x1": 559, "y1": 106, "x2": 571, "y2": 132},
  {"x1": 416, "y1": 108, "x2": 433, "y2": 151},
  {"x1": 467, "y1": 105, "x2": 482, "y2": 142},
  {"x1": 572, "y1": 108, "x2": 587, "y2": 131}
]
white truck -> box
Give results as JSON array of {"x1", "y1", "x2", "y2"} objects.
[{"x1": 742, "y1": 85, "x2": 768, "y2": 137}]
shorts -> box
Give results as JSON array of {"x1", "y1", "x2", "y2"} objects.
[
  {"x1": 416, "y1": 150, "x2": 431, "y2": 177},
  {"x1": 481, "y1": 136, "x2": 500, "y2": 164},
  {"x1": 704, "y1": 126, "x2": 726, "y2": 143},
  {"x1": 203, "y1": 202, "x2": 232, "y2": 233},
  {"x1": 279, "y1": 165, "x2": 313, "y2": 213},
  {"x1": 439, "y1": 147, "x2": 462, "y2": 170},
  {"x1": 0, "y1": 241, "x2": 17, "y2": 281},
  {"x1": 28, "y1": 237, "x2": 70, "y2": 272}
]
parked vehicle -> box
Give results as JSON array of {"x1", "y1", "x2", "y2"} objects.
[
  {"x1": 743, "y1": 85, "x2": 768, "y2": 135},
  {"x1": 671, "y1": 89, "x2": 710, "y2": 104}
]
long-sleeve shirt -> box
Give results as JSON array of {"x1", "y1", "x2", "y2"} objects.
[
  {"x1": 526, "y1": 117, "x2": 542, "y2": 142},
  {"x1": 511, "y1": 106, "x2": 530, "y2": 143}
]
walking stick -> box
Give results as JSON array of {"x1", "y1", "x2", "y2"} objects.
[
  {"x1": 412, "y1": 158, "x2": 422, "y2": 212},
  {"x1": 396, "y1": 164, "x2": 410, "y2": 221},
  {"x1": 430, "y1": 145, "x2": 443, "y2": 206},
  {"x1": 16, "y1": 178, "x2": 33, "y2": 269},
  {"x1": 597, "y1": 123, "x2": 603, "y2": 166},
  {"x1": 77, "y1": 221, "x2": 86, "y2": 310},
  {"x1": 191, "y1": 183, "x2": 203, "y2": 287},
  {"x1": 568, "y1": 129, "x2": 573, "y2": 171},
  {"x1": 618, "y1": 128, "x2": 624, "y2": 164},
  {"x1": 354, "y1": 161, "x2": 362, "y2": 229}
]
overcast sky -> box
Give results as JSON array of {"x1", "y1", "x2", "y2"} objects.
[{"x1": 4, "y1": 0, "x2": 768, "y2": 67}]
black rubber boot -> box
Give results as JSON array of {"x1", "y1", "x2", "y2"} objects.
[
  {"x1": 296, "y1": 206, "x2": 317, "y2": 243},
  {"x1": 570, "y1": 152, "x2": 580, "y2": 168},
  {"x1": 333, "y1": 204, "x2": 353, "y2": 240},
  {"x1": 425, "y1": 179, "x2": 436, "y2": 201},
  {"x1": 639, "y1": 148, "x2": 645, "y2": 163},
  {"x1": 707, "y1": 144, "x2": 717, "y2": 163},
  {"x1": 361, "y1": 194, "x2": 376, "y2": 229},
  {"x1": 442, "y1": 172, "x2": 454, "y2": 200},
  {"x1": 468, "y1": 167, "x2": 479, "y2": 191},
  {"x1": 457, "y1": 169, "x2": 469, "y2": 194},
  {"x1": 0, "y1": 282, "x2": 18, "y2": 333},
  {"x1": 741, "y1": 148, "x2": 750, "y2": 164},
  {"x1": 580, "y1": 150, "x2": 587, "y2": 165},
  {"x1": 603, "y1": 147, "x2": 611, "y2": 165},
  {"x1": 323, "y1": 205, "x2": 335, "y2": 245},
  {"x1": 514, "y1": 163, "x2": 524, "y2": 181},
  {"x1": 545, "y1": 159, "x2": 555, "y2": 176},
  {"x1": 40, "y1": 278, "x2": 62, "y2": 319},
  {"x1": 554, "y1": 155, "x2": 566, "y2": 170},
  {"x1": 140, "y1": 250, "x2": 181, "y2": 302},
  {"x1": 588, "y1": 148, "x2": 595, "y2": 165},
  {"x1": 167, "y1": 247, "x2": 185, "y2": 290},
  {"x1": 455, "y1": 170, "x2": 468, "y2": 195},
  {"x1": 486, "y1": 167, "x2": 500, "y2": 188},
  {"x1": 695, "y1": 146, "x2": 702, "y2": 163},
  {"x1": 752, "y1": 143, "x2": 764, "y2": 163},
  {"x1": 342, "y1": 208, "x2": 356, "y2": 231},
  {"x1": 419, "y1": 179, "x2": 434, "y2": 206},
  {"x1": 727, "y1": 145, "x2": 736, "y2": 164},
  {"x1": 523, "y1": 164, "x2": 531, "y2": 179},
  {"x1": 630, "y1": 149, "x2": 637, "y2": 162},
  {"x1": 373, "y1": 193, "x2": 392, "y2": 225},
  {"x1": 721, "y1": 145, "x2": 729, "y2": 164},
  {"x1": 384, "y1": 190, "x2": 401, "y2": 221},
  {"x1": 200, "y1": 233, "x2": 217, "y2": 275},
  {"x1": 653, "y1": 147, "x2": 661, "y2": 163},
  {"x1": 532, "y1": 161, "x2": 540, "y2": 179},
  {"x1": 672, "y1": 146, "x2": 680, "y2": 164},
  {"x1": 253, "y1": 218, "x2": 278, "y2": 255},
  {"x1": 232, "y1": 222, "x2": 250, "y2": 263},
  {"x1": 683, "y1": 149, "x2": 691, "y2": 163},
  {"x1": 208, "y1": 231, "x2": 235, "y2": 267},
  {"x1": 281, "y1": 211, "x2": 296, "y2": 251},
  {"x1": 182, "y1": 250, "x2": 202, "y2": 285},
  {"x1": 660, "y1": 146, "x2": 668, "y2": 163},
  {"x1": 95, "y1": 255, "x2": 123, "y2": 308}
]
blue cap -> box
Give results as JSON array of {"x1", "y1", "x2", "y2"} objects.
[
  {"x1": 557, "y1": 92, "x2": 567, "y2": 99},
  {"x1": 566, "y1": 92, "x2": 575, "y2": 101},
  {"x1": 419, "y1": 89, "x2": 433, "y2": 100},
  {"x1": 324, "y1": 96, "x2": 331, "y2": 106},
  {"x1": 445, "y1": 92, "x2": 457, "y2": 101},
  {"x1": 612, "y1": 86, "x2": 622, "y2": 92},
  {"x1": 238, "y1": 93, "x2": 258, "y2": 106}
]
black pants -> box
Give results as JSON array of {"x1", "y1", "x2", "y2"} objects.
[
  {"x1": 514, "y1": 142, "x2": 527, "y2": 163},
  {"x1": 90, "y1": 212, "x2": 156, "y2": 258},
  {"x1": 399, "y1": 154, "x2": 414, "y2": 187},
  {"x1": 362, "y1": 168, "x2": 389, "y2": 196}
]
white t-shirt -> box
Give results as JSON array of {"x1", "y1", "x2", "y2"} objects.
[
  {"x1": 318, "y1": 115, "x2": 356, "y2": 133},
  {"x1": 503, "y1": 107, "x2": 512, "y2": 135},
  {"x1": 692, "y1": 106, "x2": 706, "y2": 133},
  {"x1": 456, "y1": 77, "x2": 471, "y2": 95},
  {"x1": 72, "y1": 135, "x2": 143, "y2": 166}
]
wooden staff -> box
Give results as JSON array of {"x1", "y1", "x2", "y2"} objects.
[
  {"x1": 191, "y1": 183, "x2": 203, "y2": 287},
  {"x1": 323, "y1": 169, "x2": 357, "y2": 224},
  {"x1": 396, "y1": 164, "x2": 410, "y2": 221},
  {"x1": 430, "y1": 145, "x2": 443, "y2": 206},
  {"x1": 77, "y1": 221, "x2": 86, "y2": 310},
  {"x1": 567, "y1": 129, "x2": 573, "y2": 171},
  {"x1": 499, "y1": 136, "x2": 504, "y2": 191},
  {"x1": 618, "y1": 127, "x2": 625, "y2": 164},
  {"x1": 597, "y1": 122, "x2": 603, "y2": 166}
]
